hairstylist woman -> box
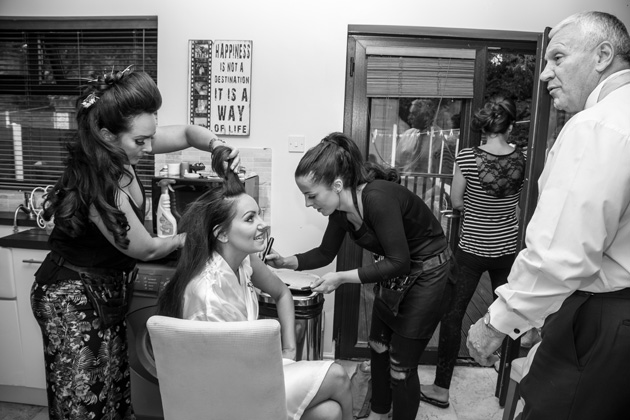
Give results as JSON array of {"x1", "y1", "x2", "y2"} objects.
[
  {"x1": 266, "y1": 132, "x2": 452, "y2": 420},
  {"x1": 30, "y1": 67, "x2": 239, "y2": 420},
  {"x1": 420, "y1": 96, "x2": 525, "y2": 409}
]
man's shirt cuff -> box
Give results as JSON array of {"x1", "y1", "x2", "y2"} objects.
[{"x1": 489, "y1": 300, "x2": 535, "y2": 340}]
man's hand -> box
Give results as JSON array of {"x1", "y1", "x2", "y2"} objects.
[{"x1": 466, "y1": 318, "x2": 505, "y2": 367}]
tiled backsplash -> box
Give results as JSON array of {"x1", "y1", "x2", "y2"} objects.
[
  {"x1": 154, "y1": 147, "x2": 272, "y2": 223},
  {"x1": 0, "y1": 190, "x2": 31, "y2": 213},
  {"x1": 0, "y1": 147, "x2": 272, "y2": 224}
]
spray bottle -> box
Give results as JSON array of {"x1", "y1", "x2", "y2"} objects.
[{"x1": 156, "y1": 179, "x2": 177, "y2": 238}]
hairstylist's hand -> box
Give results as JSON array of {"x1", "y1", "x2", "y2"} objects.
[
  {"x1": 310, "y1": 272, "x2": 343, "y2": 294},
  {"x1": 265, "y1": 251, "x2": 298, "y2": 270},
  {"x1": 227, "y1": 145, "x2": 241, "y2": 172},
  {"x1": 215, "y1": 139, "x2": 241, "y2": 172},
  {"x1": 175, "y1": 232, "x2": 186, "y2": 249}
]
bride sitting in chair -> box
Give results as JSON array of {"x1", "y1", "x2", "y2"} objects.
[{"x1": 157, "y1": 145, "x2": 353, "y2": 420}]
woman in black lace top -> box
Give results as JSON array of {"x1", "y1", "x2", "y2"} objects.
[{"x1": 420, "y1": 96, "x2": 526, "y2": 408}]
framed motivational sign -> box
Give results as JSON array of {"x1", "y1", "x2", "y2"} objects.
[{"x1": 188, "y1": 39, "x2": 252, "y2": 136}]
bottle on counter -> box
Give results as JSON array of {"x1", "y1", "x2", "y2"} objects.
[
  {"x1": 156, "y1": 179, "x2": 177, "y2": 238},
  {"x1": 180, "y1": 161, "x2": 190, "y2": 177}
]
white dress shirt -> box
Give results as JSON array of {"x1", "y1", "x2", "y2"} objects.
[{"x1": 490, "y1": 70, "x2": 630, "y2": 339}]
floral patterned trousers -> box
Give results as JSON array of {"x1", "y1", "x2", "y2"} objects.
[{"x1": 31, "y1": 262, "x2": 135, "y2": 420}]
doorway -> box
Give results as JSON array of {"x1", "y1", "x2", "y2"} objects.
[{"x1": 335, "y1": 26, "x2": 550, "y2": 361}]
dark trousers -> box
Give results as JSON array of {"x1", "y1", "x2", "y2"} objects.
[
  {"x1": 369, "y1": 261, "x2": 450, "y2": 420},
  {"x1": 435, "y1": 248, "x2": 515, "y2": 388},
  {"x1": 369, "y1": 314, "x2": 430, "y2": 420},
  {"x1": 521, "y1": 289, "x2": 630, "y2": 420}
]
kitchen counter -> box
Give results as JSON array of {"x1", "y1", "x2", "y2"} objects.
[
  {"x1": 0, "y1": 216, "x2": 160, "y2": 252},
  {"x1": 0, "y1": 211, "x2": 48, "y2": 248},
  {"x1": 0, "y1": 227, "x2": 50, "y2": 250},
  {"x1": 0, "y1": 210, "x2": 40, "y2": 227}
]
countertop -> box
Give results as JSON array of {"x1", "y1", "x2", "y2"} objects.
[
  {"x1": 0, "y1": 210, "x2": 40, "y2": 227},
  {"x1": 0, "y1": 227, "x2": 51, "y2": 250},
  {"x1": 0, "y1": 211, "x2": 49, "y2": 249},
  {"x1": 0, "y1": 212, "x2": 156, "y2": 251}
]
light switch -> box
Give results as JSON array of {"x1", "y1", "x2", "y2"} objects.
[{"x1": 288, "y1": 135, "x2": 305, "y2": 153}]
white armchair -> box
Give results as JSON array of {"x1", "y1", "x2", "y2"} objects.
[{"x1": 146, "y1": 315, "x2": 287, "y2": 420}]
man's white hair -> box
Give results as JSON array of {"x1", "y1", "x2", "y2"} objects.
[{"x1": 550, "y1": 11, "x2": 630, "y2": 63}]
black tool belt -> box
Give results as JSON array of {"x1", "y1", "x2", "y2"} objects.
[
  {"x1": 420, "y1": 247, "x2": 452, "y2": 272},
  {"x1": 49, "y1": 252, "x2": 138, "y2": 329},
  {"x1": 374, "y1": 247, "x2": 452, "y2": 316}
]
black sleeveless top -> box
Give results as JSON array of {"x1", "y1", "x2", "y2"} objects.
[{"x1": 48, "y1": 175, "x2": 146, "y2": 272}]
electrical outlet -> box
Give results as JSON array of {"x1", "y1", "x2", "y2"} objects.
[{"x1": 288, "y1": 135, "x2": 305, "y2": 153}]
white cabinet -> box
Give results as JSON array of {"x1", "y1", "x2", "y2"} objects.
[
  {"x1": 0, "y1": 244, "x2": 47, "y2": 400},
  {"x1": 0, "y1": 300, "x2": 24, "y2": 386},
  {"x1": 10, "y1": 247, "x2": 48, "y2": 390},
  {"x1": 0, "y1": 245, "x2": 22, "y2": 387},
  {"x1": 0, "y1": 246, "x2": 16, "y2": 299}
]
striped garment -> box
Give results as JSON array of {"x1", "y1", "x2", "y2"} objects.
[{"x1": 456, "y1": 146, "x2": 525, "y2": 257}]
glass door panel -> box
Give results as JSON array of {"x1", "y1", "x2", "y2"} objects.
[
  {"x1": 368, "y1": 97, "x2": 463, "y2": 223},
  {"x1": 368, "y1": 97, "x2": 462, "y2": 176}
]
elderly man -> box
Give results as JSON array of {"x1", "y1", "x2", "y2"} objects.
[{"x1": 466, "y1": 11, "x2": 630, "y2": 420}]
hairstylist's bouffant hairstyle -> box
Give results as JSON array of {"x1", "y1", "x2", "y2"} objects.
[
  {"x1": 295, "y1": 132, "x2": 399, "y2": 192},
  {"x1": 43, "y1": 68, "x2": 162, "y2": 248},
  {"x1": 157, "y1": 145, "x2": 242, "y2": 319},
  {"x1": 471, "y1": 96, "x2": 517, "y2": 136}
]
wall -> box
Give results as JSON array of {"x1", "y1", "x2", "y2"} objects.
[{"x1": 1, "y1": 0, "x2": 628, "y2": 358}]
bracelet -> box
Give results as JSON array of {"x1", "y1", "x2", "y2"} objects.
[{"x1": 209, "y1": 138, "x2": 226, "y2": 152}]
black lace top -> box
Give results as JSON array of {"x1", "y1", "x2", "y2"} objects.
[
  {"x1": 475, "y1": 146, "x2": 526, "y2": 198},
  {"x1": 456, "y1": 146, "x2": 526, "y2": 257}
]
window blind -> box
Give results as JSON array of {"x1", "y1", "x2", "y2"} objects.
[
  {"x1": 366, "y1": 47, "x2": 475, "y2": 98},
  {"x1": 0, "y1": 17, "x2": 158, "y2": 191}
]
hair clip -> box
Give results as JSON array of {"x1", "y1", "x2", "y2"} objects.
[
  {"x1": 120, "y1": 64, "x2": 133, "y2": 75},
  {"x1": 81, "y1": 92, "x2": 99, "y2": 109},
  {"x1": 108, "y1": 65, "x2": 133, "y2": 80}
]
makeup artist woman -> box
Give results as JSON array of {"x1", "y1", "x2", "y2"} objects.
[{"x1": 30, "y1": 67, "x2": 238, "y2": 420}]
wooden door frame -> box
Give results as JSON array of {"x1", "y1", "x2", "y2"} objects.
[
  {"x1": 494, "y1": 27, "x2": 553, "y2": 405},
  {"x1": 335, "y1": 25, "x2": 545, "y2": 360}
]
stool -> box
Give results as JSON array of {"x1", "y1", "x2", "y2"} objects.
[{"x1": 502, "y1": 342, "x2": 540, "y2": 420}]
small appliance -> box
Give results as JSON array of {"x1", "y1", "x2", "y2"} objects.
[
  {"x1": 150, "y1": 174, "x2": 259, "y2": 234},
  {"x1": 127, "y1": 261, "x2": 175, "y2": 420}
]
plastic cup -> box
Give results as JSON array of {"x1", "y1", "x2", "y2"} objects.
[{"x1": 167, "y1": 163, "x2": 180, "y2": 177}]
